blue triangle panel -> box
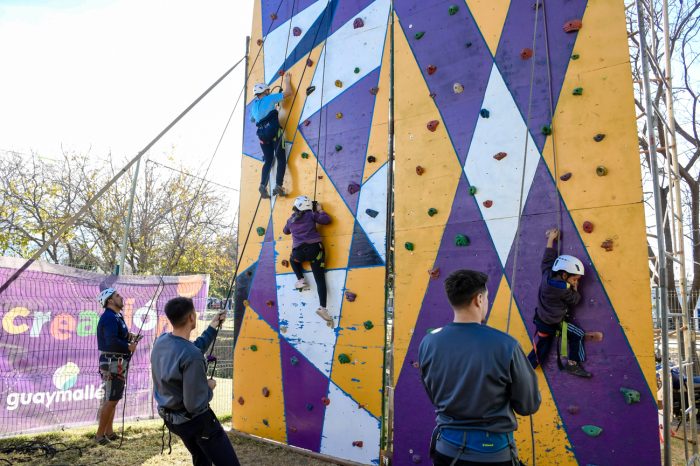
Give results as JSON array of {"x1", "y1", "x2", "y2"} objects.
[{"x1": 348, "y1": 221, "x2": 383, "y2": 267}]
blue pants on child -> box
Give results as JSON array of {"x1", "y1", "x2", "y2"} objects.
[{"x1": 527, "y1": 314, "x2": 585, "y2": 368}]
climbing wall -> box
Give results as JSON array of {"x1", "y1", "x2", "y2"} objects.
[
  {"x1": 234, "y1": 1, "x2": 389, "y2": 464},
  {"x1": 391, "y1": 1, "x2": 659, "y2": 466}
]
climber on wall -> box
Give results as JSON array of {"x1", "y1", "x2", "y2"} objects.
[
  {"x1": 526, "y1": 228, "x2": 592, "y2": 378},
  {"x1": 283, "y1": 195, "x2": 333, "y2": 326},
  {"x1": 251, "y1": 72, "x2": 293, "y2": 199}
]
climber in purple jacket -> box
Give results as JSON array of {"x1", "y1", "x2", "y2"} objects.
[{"x1": 283, "y1": 195, "x2": 333, "y2": 325}]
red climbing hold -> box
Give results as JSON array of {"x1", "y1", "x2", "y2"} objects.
[
  {"x1": 237, "y1": 397, "x2": 245, "y2": 405},
  {"x1": 483, "y1": 200, "x2": 493, "y2": 208},
  {"x1": 306, "y1": 58, "x2": 314, "y2": 67},
  {"x1": 560, "y1": 172, "x2": 572, "y2": 181},
  {"x1": 278, "y1": 70, "x2": 285, "y2": 77},
  {"x1": 415, "y1": 166, "x2": 426, "y2": 176},
  {"x1": 303, "y1": 119, "x2": 311, "y2": 127},
  {"x1": 293, "y1": 27, "x2": 302, "y2": 36},
  {"x1": 601, "y1": 239, "x2": 613, "y2": 251},
  {"x1": 345, "y1": 291, "x2": 357, "y2": 302},
  {"x1": 358, "y1": 403, "x2": 365, "y2": 409},
  {"x1": 321, "y1": 396, "x2": 331, "y2": 406},
  {"x1": 427, "y1": 65, "x2": 437, "y2": 75},
  {"x1": 412, "y1": 361, "x2": 420, "y2": 369},
  {"x1": 520, "y1": 48, "x2": 533, "y2": 60},
  {"x1": 494, "y1": 152, "x2": 507, "y2": 161},
  {"x1": 266, "y1": 300, "x2": 274, "y2": 307},
  {"x1": 427, "y1": 120, "x2": 439, "y2": 132},
  {"x1": 353, "y1": 17, "x2": 364, "y2": 29},
  {"x1": 563, "y1": 19, "x2": 583, "y2": 33},
  {"x1": 583, "y1": 221, "x2": 594, "y2": 233},
  {"x1": 262, "y1": 387, "x2": 270, "y2": 397},
  {"x1": 352, "y1": 441, "x2": 364, "y2": 448},
  {"x1": 369, "y1": 87, "x2": 379, "y2": 95},
  {"x1": 348, "y1": 183, "x2": 361, "y2": 195},
  {"x1": 281, "y1": 259, "x2": 290, "y2": 267},
  {"x1": 429, "y1": 268, "x2": 440, "y2": 279}
]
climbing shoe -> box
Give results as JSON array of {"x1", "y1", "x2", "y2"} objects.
[
  {"x1": 316, "y1": 307, "x2": 333, "y2": 326},
  {"x1": 564, "y1": 362, "x2": 592, "y2": 378},
  {"x1": 259, "y1": 184, "x2": 270, "y2": 199},
  {"x1": 272, "y1": 185, "x2": 286, "y2": 197},
  {"x1": 294, "y1": 278, "x2": 309, "y2": 291}
]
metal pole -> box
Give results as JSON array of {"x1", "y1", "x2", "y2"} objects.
[
  {"x1": 636, "y1": 1, "x2": 671, "y2": 463},
  {"x1": 115, "y1": 157, "x2": 141, "y2": 275}
]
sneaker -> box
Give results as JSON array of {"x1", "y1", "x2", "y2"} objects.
[
  {"x1": 564, "y1": 362, "x2": 592, "y2": 378},
  {"x1": 272, "y1": 185, "x2": 286, "y2": 197},
  {"x1": 106, "y1": 433, "x2": 120, "y2": 441},
  {"x1": 259, "y1": 184, "x2": 270, "y2": 199},
  {"x1": 294, "y1": 278, "x2": 308, "y2": 290},
  {"x1": 316, "y1": 307, "x2": 333, "y2": 325},
  {"x1": 93, "y1": 436, "x2": 110, "y2": 446}
]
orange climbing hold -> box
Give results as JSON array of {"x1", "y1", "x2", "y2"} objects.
[
  {"x1": 427, "y1": 120, "x2": 439, "y2": 132},
  {"x1": 335, "y1": 80, "x2": 343, "y2": 88},
  {"x1": 266, "y1": 300, "x2": 274, "y2": 307},
  {"x1": 415, "y1": 166, "x2": 426, "y2": 176},
  {"x1": 520, "y1": 48, "x2": 533, "y2": 60},
  {"x1": 494, "y1": 152, "x2": 507, "y2": 161},
  {"x1": 427, "y1": 65, "x2": 437, "y2": 75},
  {"x1": 270, "y1": 13, "x2": 278, "y2": 20},
  {"x1": 429, "y1": 268, "x2": 440, "y2": 279},
  {"x1": 563, "y1": 19, "x2": 583, "y2": 33}
]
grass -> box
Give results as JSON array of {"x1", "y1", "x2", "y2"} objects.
[{"x1": 0, "y1": 418, "x2": 335, "y2": 466}]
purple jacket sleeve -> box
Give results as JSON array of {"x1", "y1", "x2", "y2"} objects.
[
  {"x1": 283, "y1": 218, "x2": 291, "y2": 235},
  {"x1": 313, "y1": 211, "x2": 331, "y2": 225},
  {"x1": 541, "y1": 247, "x2": 558, "y2": 273}
]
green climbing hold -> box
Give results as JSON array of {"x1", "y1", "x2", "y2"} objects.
[
  {"x1": 301, "y1": 152, "x2": 309, "y2": 159},
  {"x1": 581, "y1": 425, "x2": 603, "y2": 437},
  {"x1": 455, "y1": 234, "x2": 470, "y2": 247},
  {"x1": 415, "y1": 31, "x2": 425, "y2": 40},
  {"x1": 354, "y1": 67, "x2": 360, "y2": 74},
  {"x1": 542, "y1": 125, "x2": 552, "y2": 135},
  {"x1": 256, "y1": 227, "x2": 265, "y2": 236},
  {"x1": 428, "y1": 208, "x2": 438, "y2": 217},
  {"x1": 620, "y1": 387, "x2": 641, "y2": 404},
  {"x1": 572, "y1": 87, "x2": 583, "y2": 96},
  {"x1": 363, "y1": 320, "x2": 374, "y2": 330},
  {"x1": 405, "y1": 242, "x2": 415, "y2": 251},
  {"x1": 335, "y1": 144, "x2": 343, "y2": 152},
  {"x1": 250, "y1": 345, "x2": 258, "y2": 352},
  {"x1": 448, "y1": 4, "x2": 459, "y2": 15},
  {"x1": 338, "y1": 353, "x2": 351, "y2": 364},
  {"x1": 571, "y1": 54, "x2": 580, "y2": 60},
  {"x1": 290, "y1": 356, "x2": 299, "y2": 365},
  {"x1": 469, "y1": 186, "x2": 477, "y2": 196}
]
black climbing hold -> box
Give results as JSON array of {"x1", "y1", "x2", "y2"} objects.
[
  {"x1": 581, "y1": 425, "x2": 602, "y2": 437},
  {"x1": 338, "y1": 353, "x2": 351, "y2": 364},
  {"x1": 301, "y1": 152, "x2": 309, "y2": 159},
  {"x1": 353, "y1": 18, "x2": 364, "y2": 29},
  {"x1": 348, "y1": 182, "x2": 360, "y2": 195},
  {"x1": 306, "y1": 86, "x2": 316, "y2": 96},
  {"x1": 256, "y1": 227, "x2": 265, "y2": 236},
  {"x1": 367, "y1": 155, "x2": 377, "y2": 163},
  {"x1": 262, "y1": 419, "x2": 269, "y2": 426},
  {"x1": 593, "y1": 133, "x2": 606, "y2": 142},
  {"x1": 335, "y1": 144, "x2": 343, "y2": 152},
  {"x1": 620, "y1": 387, "x2": 641, "y2": 404},
  {"x1": 428, "y1": 208, "x2": 438, "y2": 217},
  {"x1": 469, "y1": 186, "x2": 477, "y2": 196},
  {"x1": 480, "y1": 108, "x2": 490, "y2": 118},
  {"x1": 363, "y1": 320, "x2": 374, "y2": 330},
  {"x1": 560, "y1": 172, "x2": 572, "y2": 181},
  {"x1": 415, "y1": 31, "x2": 425, "y2": 40},
  {"x1": 448, "y1": 4, "x2": 459, "y2": 15},
  {"x1": 465, "y1": 42, "x2": 473, "y2": 48},
  {"x1": 366, "y1": 209, "x2": 379, "y2": 218},
  {"x1": 293, "y1": 27, "x2": 302, "y2": 36},
  {"x1": 455, "y1": 234, "x2": 470, "y2": 247},
  {"x1": 405, "y1": 242, "x2": 415, "y2": 251},
  {"x1": 572, "y1": 87, "x2": 583, "y2": 96},
  {"x1": 542, "y1": 125, "x2": 552, "y2": 135}
]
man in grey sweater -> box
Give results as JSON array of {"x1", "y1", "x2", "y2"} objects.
[
  {"x1": 419, "y1": 270, "x2": 541, "y2": 466},
  {"x1": 151, "y1": 297, "x2": 239, "y2": 466}
]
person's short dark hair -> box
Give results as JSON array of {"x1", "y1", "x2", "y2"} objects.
[
  {"x1": 444, "y1": 270, "x2": 488, "y2": 308},
  {"x1": 165, "y1": 297, "x2": 195, "y2": 327}
]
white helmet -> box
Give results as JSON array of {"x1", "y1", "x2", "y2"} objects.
[
  {"x1": 97, "y1": 288, "x2": 117, "y2": 307},
  {"x1": 294, "y1": 195, "x2": 313, "y2": 212},
  {"x1": 552, "y1": 255, "x2": 585, "y2": 276},
  {"x1": 253, "y1": 83, "x2": 269, "y2": 95}
]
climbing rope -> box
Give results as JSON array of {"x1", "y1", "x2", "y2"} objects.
[{"x1": 312, "y1": 0, "x2": 333, "y2": 202}]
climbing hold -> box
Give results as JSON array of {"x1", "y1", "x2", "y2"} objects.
[
  {"x1": 560, "y1": 172, "x2": 572, "y2": 181},
  {"x1": 448, "y1": 4, "x2": 459, "y2": 15},
  {"x1": 416, "y1": 166, "x2": 426, "y2": 176},
  {"x1": 572, "y1": 87, "x2": 583, "y2": 96},
  {"x1": 585, "y1": 331, "x2": 603, "y2": 342},
  {"x1": 353, "y1": 17, "x2": 364, "y2": 29},
  {"x1": 465, "y1": 42, "x2": 473, "y2": 48},
  {"x1": 412, "y1": 454, "x2": 422, "y2": 464},
  {"x1": 336, "y1": 112, "x2": 343, "y2": 119},
  {"x1": 454, "y1": 234, "x2": 470, "y2": 247},
  {"x1": 262, "y1": 387, "x2": 270, "y2": 397},
  {"x1": 270, "y1": 13, "x2": 278, "y2": 20},
  {"x1": 582, "y1": 221, "x2": 594, "y2": 233},
  {"x1": 620, "y1": 387, "x2": 641, "y2": 404},
  {"x1": 427, "y1": 120, "x2": 440, "y2": 132},
  {"x1": 405, "y1": 242, "x2": 415, "y2": 251},
  {"x1": 354, "y1": 67, "x2": 360, "y2": 74},
  {"x1": 352, "y1": 441, "x2": 364, "y2": 448},
  {"x1": 338, "y1": 353, "x2": 351, "y2": 364},
  {"x1": 369, "y1": 87, "x2": 379, "y2": 95},
  {"x1": 427, "y1": 65, "x2": 437, "y2": 75},
  {"x1": 415, "y1": 31, "x2": 425, "y2": 40},
  {"x1": 596, "y1": 165, "x2": 608, "y2": 176},
  {"x1": 521, "y1": 48, "x2": 533, "y2": 60},
  {"x1": 453, "y1": 83, "x2": 464, "y2": 94},
  {"x1": 563, "y1": 19, "x2": 583, "y2": 33},
  {"x1": 306, "y1": 403, "x2": 314, "y2": 411},
  {"x1": 250, "y1": 345, "x2": 258, "y2": 352},
  {"x1": 469, "y1": 186, "x2": 477, "y2": 196},
  {"x1": 301, "y1": 152, "x2": 309, "y2": 159},
  {"x1": 429, "y1": 268, "x2": 440, "y2": 279},
  {"x1": 290, "y1": 356, "x2": 299, "y2": 366},
  {"x1": 494, "y1": 152, "x2": 507, "y2": 161},
  {"x1": 542, "y1": 125, "x2": 553, "y2": 135},
  {"x1": 566, "y1": 405, "x2": 579, "y2": 414},
  {"x1": 348, "y1": 183, "x2": 360, "y2": 195},
  {"x1": 366, "y1": 209, "x2": 379, "y2": 218},
  {"x1": 256, "y1": 227, "x2": 265, "y2": 236},
  {"x1": 483, "y1": 200, "x2": 493, "y2": 208},
  {"x1": 306, "y1": 58, "x2": 314, "y2": 67},
  {"x1": 345, "y1": 291, "x2": 357, "y2": 302},
  {"x1": 303, "y1": 119, "x2": 311, "y2": 126},
  {"x1": 571, "y1": 54, "x2": 580, "y2": 60},
  {"x1": 363, "y1": 320, "x2": 374, "y2": 330},
  {"x1": 428, "y1": 208, "x2": 438, "y2": 217},
  {"x1": 262, "y1": 419, "x2": 269, "y2": 426},
  {"x1": 593, "y1": 133, "x2": 606, "y2": 142},
  {"x1": 278, "y1": 70, "x2": 285, "y2": 77},
  {"x1": 429, "y1": 92, "x2": 437, "y2": 99},
  {"x1": 581, "y1": 425, "x2": 602, "y2": 437},
  {"x1": 289, "y1": 426, "x2": 298, "y2": 432},
  {"x1": 321, "y1": 397, "x2": 331, "y2": 406},
  {"x1": 237, "y1": 397, "x2": 245, "y2": 405},
  {"x1": 367, "y1": 155, "x2": 377, "y2": 163},
  {"x1": 335, "y1": 79, "x2": 343, "y2": 88},
  {"x1": 411, "y1": 361, "x2": 420, "y2": 369},
  {"x1": 306, "y1": 86, "x2": 316, "y2": 96},
  {"x1": 280, "y1": 326, "x2": 288, "y2": 334},
  {"x1": 292, "y1": 27, "x2": 302, "y2": 36},
  {"x1": 257, "y1": 38, "x2": 263, "y2": 46},
  {"x1": 335, "y1": 144, "x2": 343, "y2": 152},
  {"x1": 480, "y1": 108, "x2": 490, "y2": 118},
  {"x1": 601, "y1": 239, "x2": 614, "y2": 252},
  {"x1": 266, "y1": 300, "x2": 274, "y2": 307}
]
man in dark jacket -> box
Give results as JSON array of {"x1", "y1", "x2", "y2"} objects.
[
  {"x1": 151, "y1": 297, "x2": 239, "y2": 466},
  {"x1": 419, "y1": 270, "x2": 541, "y2": 465},
  {"x1": 95, "y1": 287, "x2": 139, "y2": 445}
]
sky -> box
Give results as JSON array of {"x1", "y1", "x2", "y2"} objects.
[{"x1": 0, "y1": 0, "x2": 255, "y2": 217}]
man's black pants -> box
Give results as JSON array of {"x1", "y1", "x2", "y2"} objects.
[{"x1": 167, "y1": 409, "x2": 240, "y2": 466}]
